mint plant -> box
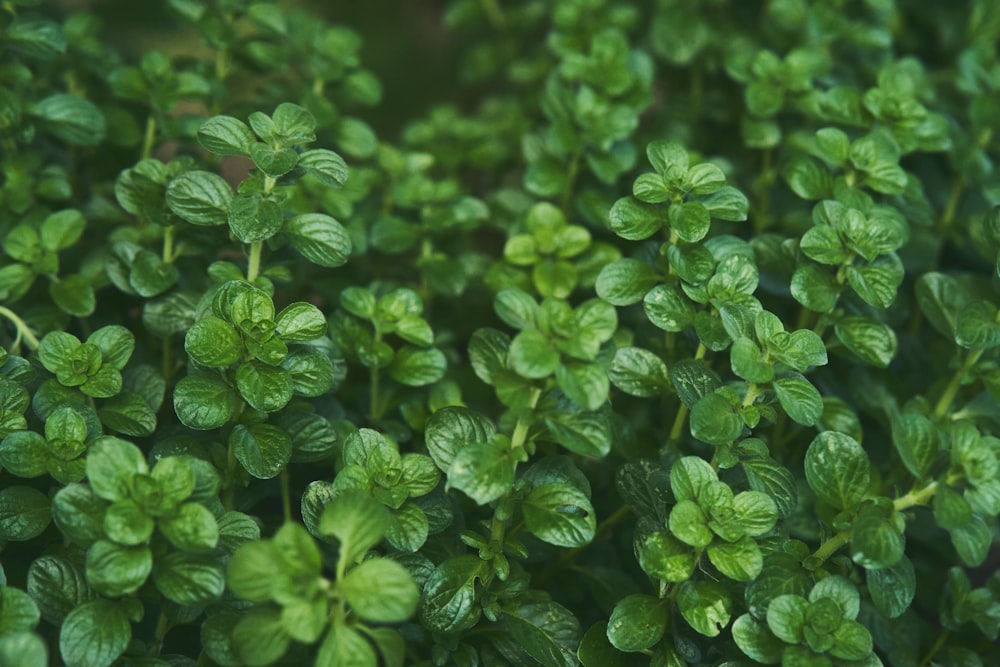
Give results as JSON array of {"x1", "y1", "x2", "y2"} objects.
[{"x1": 1, "y1": 1, "x2": 999, "y2": 666}]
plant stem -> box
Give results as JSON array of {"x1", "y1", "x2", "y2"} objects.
[
  {"x1": 560, "y1": 147, "x2": 582, "y2": 213},
  {"x1": 0, "y1": 306, "x2": 41, "y2": 351},
  {"x1": 141, "y1": 116, "x2": 157, "y2": 160},
  {"x1": 148, "y1": 611, "x2": 170, "y2": 656},
  {"x1": 246, "y1": 241, "x2": 263, "y2": 283},
  {"x1": 162, "y1": 225, "x2": 175, "y2": 263},
  {"x1": 812, "y1": 529, "x2": 851, "y2": 563},
  {"x1": 280, "y1": 469, "x2": 292, "y2": 523},
  {"x1": 917, "y1": 629, "x2": 950, "y2": 667},
  {"x1": 743, "y1": 382, "x2": 761, "y2": 408},
  {"x1": 369, "y1": 331, "x2": 383, "y2": 420},
  {"x1": 933, "y1": 348, "x2": 984, "y2": 419},
  {"x1": 668, "y1": 403, "x2": 689, "y2": 445}
]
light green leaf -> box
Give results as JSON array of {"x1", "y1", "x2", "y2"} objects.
[
  {"x1": 606, "y1": 594, "x2": 667, "y2": 652},
  {"x1": 341, "y1": 558, "x2": 419, "y2": 623}
]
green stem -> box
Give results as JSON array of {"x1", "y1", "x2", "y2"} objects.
[
  {"x1": 369, "y1": 331, "x2": 383, "y2": 420},
  {"x1": 280, "y1": 469, "x2": 292, "y2": 523},
  {"x1": 560, "y1": 147, "x2": 583, "y2": 213},
  {"x1": 148, "y1": 611, "x2": 170, "y2": 656},
  {"x1": 162, "y1": 225, "x2": 175, "y2": 263},
  {"x1": 918, "y1": 629, "x2": 950, "y2": 667},
  {"x1": 668, "y1": 403, "x2": 689, "y2": 445},
  {"x1": 933, "y1": 348, "x2": 984, "y2": 419},
  {"x1": 246, "y1": 241, "x2": 263, "y2": 283},
  {"x1": 812, "y1": 529, "x2": 851, "y2": 563},
  {"x1": 0, "y1": 306, "x2": 41, "y2": 351},
  {"x1": 141, "y1": 116, "x2": 157, "y2": 160},
  {"x1": 893, "y1": 480, "x2": 938, "y2": 512},
  {"x1": 743, "y1": 382, "x2": 761, "y2": 408}
]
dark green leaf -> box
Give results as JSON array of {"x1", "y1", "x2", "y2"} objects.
[
  {"x1": 165, "y1": 171, "x2": 232, "y2": 226},
  {"x1": 0, "y1": 485, "x2": 51, "y2": 541},
  {"x1": 230, "y1": 423, "x2": 292, "y2": 479},
  {"x1": 283, "y1": 213, "x2": 352, "y2": 267},
  {"x1": 607, "y1": 594, "x2": 667, "y2": 652},
  {"x1": 805, "y1": 432, "x2": 870, "y2": 510},
  {"x1": 59, "y1": 600, "x2": 130, "y2": 667}
]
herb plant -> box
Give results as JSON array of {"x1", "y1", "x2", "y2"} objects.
[{"x1": 0, "y1": 1, "x2": 998, "y2": 666}]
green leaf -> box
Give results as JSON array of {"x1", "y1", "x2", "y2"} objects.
[
  {"x1": 805, "y1": 432, "x2": 870, "y2": 510},
  {"x1": 59, "y1": 600, "x2": 130, "y2": 667},
  {"x1": 230, "y1": 423, "x2": 293, "y2": 479},
  {"x1": 732, "y1": 614, "x2": 784, "y2": 664},
  {"x1": 319, "y1": 492, "x2": 390, "y2": 565},
  {"x1": 32, "y1": 94, "x2": 106, "y2": 146},
  {"x1": 846, "y1": 256, "x2": 904, "y2": 308},
  {"x1": 128, "y1": 249, "x2": 178, "y2": 297},
  {"x1": 595, "y1": 259, "x2": 659, "y2": 306},
  {"x1": 0, "y1": 632, "x2": 47, "y2": 667},
  {"x1": 609, "y1": 347, "x2": 668, "y2": 397},
  {"x1": 733, "y1": 490, "x2": 779, "y2": 535},
  {"x1": 891, "y1": 413, "x2": 939, "y2": 479},
  {"x1": 522, "y1": 482, "x2": 596, "y2": 547},
  {"x1": 607, "y1": 594, "x2": 667, "y2": 652},
  {"x1": 388, "y1": 346, "x2": 447, "y2": 386},
  {"x1": 159, "y1": 502, "x2": 219, "y2": 552},
  {"x1": 227, "y1": 540, "x2": 281, "y2": 602},
  {"x1": 83, "y1": 437, "x2": 146, "y2": 504},
  {"x1": 50, "y1": 274, "x2": 95, "y2": 317},
  {"x1": 731, "y1": 337, "x2": 774, "y2": 383},
  {"x1": 185, "y1": 316, "x2": 242, "y2": 367},
  {"x1": 232, "y1": 607, "x2": 291, "y2": 667},
  {"x1": 271, "y1": 102, "x2": 316, "y2": 141},
  {"x1": 52, "y1": 484, "x2": 104, "y2": 545},
  {"x1": 556, "y1": 360, "x2": 609, "y2": 411},
  {"x1": 40, "y1": 209, "x2": 86, "y2": 252},
  {"x1": 950, "y1": 514, "x2": 991, "y2": 567},
  {"x1": 956, "y1": 300, "x2": 1000, "y2": 349},
  {"x1": 643, "y1": 284, "x2": 694, "y2": 332},
  {"x1": 510, "y1": 329, "x2": 560, "y2": 379},
  {"x1": 420, "y1": 555, "x2": 486, "y2": 633},
  {"x1": 0, "y1": 586, "x2": 39, "y2": 634},
  {"x1": 315, "y1": 620, "x2": 376, "y2": 667},
  {"x1": 638, "y1": 530, "x2": 695, "y2": 582},
  {"x1": 341, "y1": 558, "x2": 419, "y2": 623},
  {"x1": 250, "y1": 143, "x2": 299, "y2": 177},
  {"x1": 707, "y1": 536, "x2": 763, "y2": 581},
  {"x1": 669, "y1": 359, "x2": 722, "y2": 408},
  {"x1": 281, "y1": 350, "x2": 337, "y2": 398},
  {"x1": 800, "y1": 225, "x2": 848, "y2": 265},
  {"x1": 544, "y1": 408, "x2": 613, "y2": 458},
  {"x1": 835, "y1": 317, "x2": 897, "y2": 367},
  {"x1": 447, "y1": 437, "x2": 514, "y2": 505},
  {"x1": 84, "y1": 540, "x2": 152, "y2": 597},
  {"x1": 275, "y1": 302, "x2": 326, "y2": 342},
  {"x1": 702, "y1": 186, "x2": 750, "y2": 221},
  {"x1": 236, "y1": 361, "x2": 293, "y2": 412},
  {"x1": 283, "y1": 213, "x2": 352, "y2": 267},
  {"x1": 676, "y1": 580, "x2": 732, "y2": 637},
  {"x1": 102, "y1": 500, "x2": 153, "y2": 545},
  {"x1": 173, "y1": 372, "x2": 240, "y2": 430},
  {"x1": 153, "y1": 552, "x2": 225, "y2": 605},
  {"x1": 915, "y1": 272, "x2": 966, "y2": 342},
  {"x1": 27, "y1": 555, "x2": 95, "y2": 625},
  {"x1": 691, "y1": 391, "x2": 743, "y2": 444},
  {"x1": 791, "y1": 264, "x2": 840, "y2": 312},
  {"x1": 766, "y1": 594, "x2": 808, "y2": 644},
  {"x1": 0, "y1": 431, "x2": 48, "y2": 477},
  {"x1": 669, "y1": 456, "x2": 717, "y2": 503},
  {"x1": 773, "y1": 374, "x2": 824, "y2": 426},
  {"x1": 867, "y1": 555, "x2": 915, "y2": 618},
  {"x1": 7, "y1": 18, "x2": 67, "y2": 58},
  {"x1": 165, "y1": 171, "x2": 232, "y2": 226},
  {"x1": 579, "y1": 622, "x2": 629, "y2": 667},
  {"x1": 424, "y1": 406, "x2": 496, "y2": 473},
  {"x1": 197, "y1": 115, "x2": 256, "y2": 156},
  {"x1": 228, "y1": 195, "x2": 284, "y2": 243},
  {"x1": 668, "y1": 500, "x2": 713, "y2": 548},
  {"x1": 785, "y1": 156, "x2": 832, "y2": 200},
  {"x1": 494, "y1": 289, "x2": 538, "y2": 330},
  {"x1": 608, "y1": 197, "x2": 663, "y2": 240},
  {"x1": 669, "y1": 201, "x2": 711, "y2": 242},
  {"x1": 298, "y1": 148, "x2": 349, "y2": 187},
  {"x1": 851, "y1": 500, "x2": 904, "y2": 568}
]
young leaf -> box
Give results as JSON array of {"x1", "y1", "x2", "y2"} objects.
[{"x1": 805, "y1": 432, "x2": 870, "y2": 510}]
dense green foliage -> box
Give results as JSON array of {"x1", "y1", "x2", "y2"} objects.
[{"x1": 1, "y1": 0, "x2": 999, "y2": 665}]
